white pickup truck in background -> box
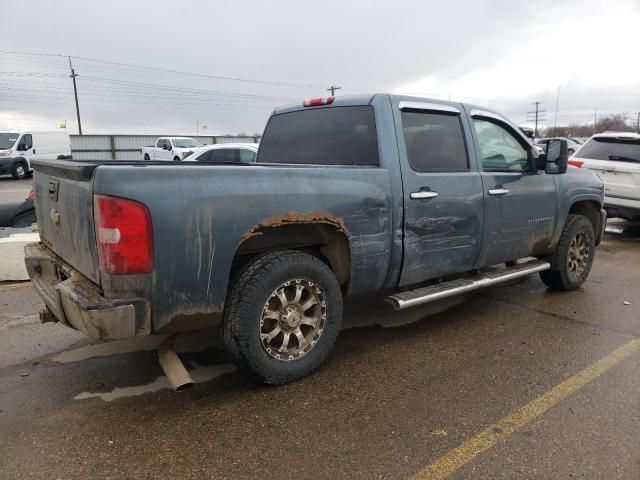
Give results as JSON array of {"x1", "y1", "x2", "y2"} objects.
[{"x1": 141, "y1": 137, "x2": 204, "y2": 161}]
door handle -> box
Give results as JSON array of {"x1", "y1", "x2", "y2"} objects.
[
  {"x1": 488, "y1": 188, "x2": 509, "y2": 196},
  {"x1": 410, "y1": 191, "x2": 438, "y2": 200}
]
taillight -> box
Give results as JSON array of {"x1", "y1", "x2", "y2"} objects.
[
  {"x1": 94, "y1": 194, "x2": 153, "y2": 275},
  {"x1": 568, "y1": 160, "x2": 584, "y2": 168},
  {"x1": 27, "y1": 190, "x2": 34, "y2": 200},
  {"x1": 303, "y1": 97, "x2": 335, "y2": 107}
]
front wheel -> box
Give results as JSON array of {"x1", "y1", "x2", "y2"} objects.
[
  {"x1": 12, "y1": 162, "x2": 27, "y2": 180},
  {"x1": 540, "y1": 214, "x2": 595, "y2": 290},
  {"x1": 223, "y1": 250, "x2": 343, "y2": 384},
  {"x1": 173, "y1": 156, "x2": 181, "y2": 162}
]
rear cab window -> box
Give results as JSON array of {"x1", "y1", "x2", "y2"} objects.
[
  {"x1": 577, "y1": 137, "x2": 640, "y2": 163},
  {"x1": 257, "y1": 106, "x2": 379, "y2": 166},
  {"x1": 401, "y1": 111, "x2": 469, "y2": 172}
]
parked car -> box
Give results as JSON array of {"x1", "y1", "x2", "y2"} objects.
[
  {"x1": 536, "y1": 137, "x2": 583, "y2": 157},
  {"x1": 184, "y1": 143, "x2": 259, "y2": 163},
  {"x1": 141, "y1": 137, "x2": 204, "y2": 161},
  {"x1": 569, "y1": 132, "x2": 640, "y2": 220},
  {"x1": 0, "y1": 131, "x2": 71, "y2": 179},
  {"x1": 25, "y1": 94, "x2": 605, "y2": 389},
  {"x1": 0, "y1": 190, "x2": 35, "y2": 227}
]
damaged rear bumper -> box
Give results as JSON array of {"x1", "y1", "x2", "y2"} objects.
[{"x1": 24, "y1": 242, "x2": 150, "y2": 340}]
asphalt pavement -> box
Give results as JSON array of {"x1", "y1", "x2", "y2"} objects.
[
  {"x1": 0, "y1": 177, "x2": 32, "y2": 204},
  {"x1": 0, "y1": 223, "x2": 638, "y2": 479}
]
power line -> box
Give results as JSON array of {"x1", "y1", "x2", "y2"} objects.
[{"x1": 0, "y1": 50, "x2": 325, "y2": 90}]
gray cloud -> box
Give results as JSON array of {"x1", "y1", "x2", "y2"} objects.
[{"x1": 0, "y1": 0, "x2": 638, "y2": 134}]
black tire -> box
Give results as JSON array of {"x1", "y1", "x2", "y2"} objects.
[
  {"x1": 540, "y1": 214, "x2": 595, "y2": 290},
  {"x1": 12, "y1": 162, "x2": 27, "y2": 180},
  {"x1": 143, "y1": 154, "x2": 151, "y2": 161},
  {"x1": 173, "y1": 156, "x2": 181, "y2": 162},
  {"x1": 223, "y1": 250, "x2": 343, "y2": 384}
]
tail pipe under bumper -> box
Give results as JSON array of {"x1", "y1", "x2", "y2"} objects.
[{"x1": 158, "y1": 335, "x2": 194, "y2": 392}]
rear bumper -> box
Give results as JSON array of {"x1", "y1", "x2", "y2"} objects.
[
  {"x1": 604, "y1": 194, "x2": 640, "y2": 220},
  {"x1": 24, "y1": 242, "x2": 150, "y2": 340}
]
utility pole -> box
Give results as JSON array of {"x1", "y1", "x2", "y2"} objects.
[
  {"x1": 594, "y1": 109, "x2": 597, "y2": 135},
  {"x1": 327, "y1": 85, "x2": 341, "y2": 96},
  {"x1": 554, "y1": 85, "x2": 561, "y2": 129},
  {"x1": 636, "y1": 112, "x2": 640, "y2": 133},
  {"x1": 526, "y1": 102, "x2": 546, "y2": 138},
  {"x1": 68, "y1": 57, "x2": 82, "y2": 135}
]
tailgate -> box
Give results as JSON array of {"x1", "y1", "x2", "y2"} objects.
[
  {"x1": 578, "y1": 158, "x2": 640, "y2": 198},
  {"x1": 32, "y1": 159, "x2": 101, "y2": 283}
]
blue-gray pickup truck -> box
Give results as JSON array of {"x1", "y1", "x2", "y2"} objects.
[{"x1": 25, "y1": 94, "x2": 606, "y2": 388}]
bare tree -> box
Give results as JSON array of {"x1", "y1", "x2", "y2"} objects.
[{"x1": 545, "y1": 114, "x2": 634, "y2": 138}]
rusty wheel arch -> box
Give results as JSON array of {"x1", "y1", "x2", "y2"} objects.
[{"x1": 233, "y1": 212, "x2": 351, "y2": 291}]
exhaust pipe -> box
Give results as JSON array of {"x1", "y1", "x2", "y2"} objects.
[{"x1": 158, "y1": 335, "x2": 194, "y2": 392}]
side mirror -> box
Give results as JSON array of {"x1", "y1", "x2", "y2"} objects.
[
  {"x1": 16, "y1": 143, "x2": 25, "y2": 152},
  {"x1": 545, "y1": 139, "x2": 568, "y2": 174}
]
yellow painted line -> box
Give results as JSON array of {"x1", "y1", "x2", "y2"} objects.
[
  {"x1": 0, "y1": 282, "x2": 32, "y2": 291},
  {"x1": 410, "y1": 338, "x2": 640, "y2": 480}
]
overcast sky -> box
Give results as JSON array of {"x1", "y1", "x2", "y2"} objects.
[{"x1": 0, "y1": 0, "x2": 638, "y2": 135}]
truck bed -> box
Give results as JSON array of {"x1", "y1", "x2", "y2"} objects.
[{"x1": 31, "y1": 158, "x2": 397, "y2": 333}]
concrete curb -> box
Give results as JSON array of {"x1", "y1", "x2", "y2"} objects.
[{"x1": 0, "y1": 232, "x2": 40, "y2": 281}]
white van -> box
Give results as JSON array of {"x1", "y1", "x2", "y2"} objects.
[{"x1": 0, "y1": 131, "x2": 72, "y2": 179}]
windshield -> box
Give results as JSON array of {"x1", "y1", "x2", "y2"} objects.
[
  {"x1": 172, "y1": 139, "x2": 202, "y2": 148},
  {"x1": 0, "y1": 133, "x2": 19, "y2": 150},
  {"x1": 577, "y1": 137, "x2": 640, "y2": 163}
]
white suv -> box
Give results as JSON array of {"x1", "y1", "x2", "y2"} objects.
[{"x1": 571, "y1": 132, "x2": 640, "y2": 220}]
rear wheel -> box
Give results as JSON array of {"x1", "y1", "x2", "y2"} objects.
[
  {"x1": 173, "y1": 156, "x2": 181, "y2": 162},
  {"x1": 540, "y1": 214, "x2": 595, "y2": 290},
  {"x1": 12, "y1": 162, "x2": 27, "y2": 180},
  {"x1": 223, "y1": 250, "x2": 343, "y2": 384},
  {"x1": 143, "y1": 153, "x2": 150, "y2": 161}
]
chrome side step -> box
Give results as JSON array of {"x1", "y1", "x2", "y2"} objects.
[{"x1": 386, "y1": 259, "x2": 550, "y2": 310}]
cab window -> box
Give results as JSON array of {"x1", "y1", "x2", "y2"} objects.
[
  {"x1": 19, "y1": 134, "x2": 33, "y2": 150},
  {"x1": 401, "y1": 111, "x2": 469, "y2": 172},
  {"x1": 211, "y1": 149, "x2": 238, "y2": 163},
  {"x1": 239, "y1": 149, "x2": 257, "y2": 163},
  {"x1": 472, "y1": 119, "x2": 530, "y2": 172}
]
